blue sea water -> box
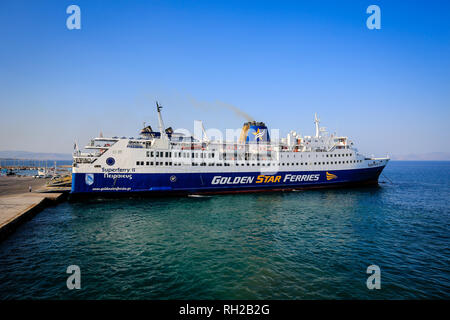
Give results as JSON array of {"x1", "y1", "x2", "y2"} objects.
[{"x1": 0, "y1": 161, "x2": 449, "y2": 299}]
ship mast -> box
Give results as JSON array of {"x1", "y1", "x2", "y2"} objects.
[
  {"x1": 156, "y1": 101, "x2": 167, "y2": 138},
  {"x1": 314, "y1": 113, "x2": 320, "y2": 138}
]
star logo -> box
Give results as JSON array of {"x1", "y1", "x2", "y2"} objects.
[{"x1": 252, "y1": 128, "x2": 265, "y2": 141}]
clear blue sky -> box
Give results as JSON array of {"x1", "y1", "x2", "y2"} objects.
[{"x1": 0, "y1": 0, "x2": 449, "y2": 156}]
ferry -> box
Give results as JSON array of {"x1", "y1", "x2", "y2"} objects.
[{"x1": 71, "y1": 103, "x2": 389, "y2": 195}]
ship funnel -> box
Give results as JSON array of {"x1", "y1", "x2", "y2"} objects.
[{"x1": 238, "y1": 121, "x2": 270, "y2": 143}]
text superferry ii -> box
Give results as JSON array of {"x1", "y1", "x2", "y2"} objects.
[{"x1": 71, "y1": 103, "x2": 389, "y2": 195}]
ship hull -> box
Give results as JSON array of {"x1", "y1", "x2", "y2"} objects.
[{"x1": 70, "y1": 165, "x2": 386, "y2": 196}]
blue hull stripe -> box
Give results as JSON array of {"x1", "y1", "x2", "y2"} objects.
[{"x1": 71, "y1": 166, "x2": 385, "y2": 194}]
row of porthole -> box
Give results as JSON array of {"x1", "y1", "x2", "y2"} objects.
[{"x1": 133, "y1": 160, "x2": 363, "y2": 167}]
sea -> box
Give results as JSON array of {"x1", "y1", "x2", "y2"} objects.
[{"x1": 0, "y1": 161, "x2": 448, "y2": 299}]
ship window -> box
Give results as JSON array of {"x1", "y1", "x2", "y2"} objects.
[
  {"x1": 136, "y1": 161, "x2": 139, "y2": 165},
  {"x1": 150, "y1": 162, "x2": 154, "y2": 165},
  {"x1": 314, "y1": 162, "x2": 317, "y2": 165},
  {"x1": 146, "y1": 161, "x2": 149, "y2": 165}
]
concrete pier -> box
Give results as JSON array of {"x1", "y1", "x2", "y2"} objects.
[{"x1": 0, "y1": 176, "x2": 68, "y2": 241}]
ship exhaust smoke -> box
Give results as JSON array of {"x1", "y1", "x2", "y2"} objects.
[
  {"x1": 215, "y1": 101, "x2": 254, "y2": 122},
  {"x1": 188, "y1": 95, "x2": 254, "y2": 122}
]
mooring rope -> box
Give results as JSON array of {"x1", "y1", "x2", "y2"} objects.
[{"x1": 381, "y1": 173, "x2": 393, "y2": 184}]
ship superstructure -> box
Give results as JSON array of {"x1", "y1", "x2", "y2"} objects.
[{"x1": 71, "y1": 103, "x2": 389, "y2": 194}]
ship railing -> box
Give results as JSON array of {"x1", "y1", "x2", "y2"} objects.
[{"x1": 364, "y1": 156, "x2": 389, "y2": 161}]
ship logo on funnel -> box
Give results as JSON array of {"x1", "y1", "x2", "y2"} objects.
[
  {"x1": 252, "y1": 128, "x2": 266, "y2": 141},
  {"x1": 326, "y1": 172, "x2": 338, "y2": 181}
]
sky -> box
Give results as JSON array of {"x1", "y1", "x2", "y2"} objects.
[{"x1": 0, "y1": 0, "x2": 449, "y2": 156}]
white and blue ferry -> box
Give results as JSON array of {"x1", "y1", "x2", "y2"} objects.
[{"x1": 71, "y1": 103, "x2": 389, "y2": 195}]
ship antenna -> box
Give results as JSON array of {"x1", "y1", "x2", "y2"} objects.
[{"x1": 200, "y1": 121, "x2": 209, "y2": 143}]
